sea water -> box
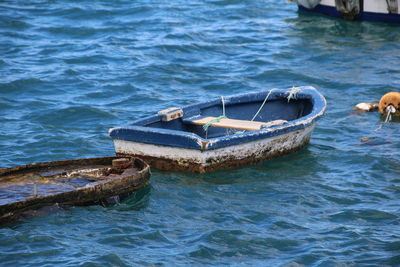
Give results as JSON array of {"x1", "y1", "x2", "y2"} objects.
[{"x1": 0, "y1": 0, "x2": 399, "y2": 266}]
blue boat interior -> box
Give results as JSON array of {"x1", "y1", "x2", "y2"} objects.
[{"x1": 138, "y1": 95, "x2": 314, "y2": 139}]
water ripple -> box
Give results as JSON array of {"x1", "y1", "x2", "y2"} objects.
[{"x1": 0, "y1": 0, "x2": 400, "y2": 266}]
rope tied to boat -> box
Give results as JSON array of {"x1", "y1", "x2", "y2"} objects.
[
  {"x1": 251, "y1": 87, "x2": 301, "y2": 122},
  {"x1": 221, "y1": 95, "x2": 226, "y2": 117},
  {"x1": 203, "y1": 96, "x2": 227, "y2": 136},
  {"x1": 204, "y1": 87, "x2": 301, "y2": 136},
  {"x1": 251, "y1": 89, "x2": 277, "y2": 121},
  {"x1": 385, "y1": 0, "x2": 398, "y2": 13},
  {"x1": 202, "y1": 115, "x2": 227, "y2": 131},
  {"x1": 287, "y1": 86, "x2": 301, "y2": 102}
]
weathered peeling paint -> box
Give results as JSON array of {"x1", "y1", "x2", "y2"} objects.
[{"x1": 114, "y1": 124, "x2": 315, "y2": 173}]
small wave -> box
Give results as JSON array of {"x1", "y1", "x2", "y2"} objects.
[
  {"x1": 329, "y1": 209, "x2": 398, "y2": 222},
  {"x1": 206, "y1": 0, "x2": 244, "y2": 6},
  {"x1": 81, "y1": 253, "x2": 131, "y2": 267},
  {"x1": 25, "y1": 106, "x2": 117, "y2": 128},
  {"x1": 0, "y1": 78, "x2": 45, "y2": 94},
  {"x1": 0, "y1": 18, "x2": 32, "y2": 30},
  {"x1": 40, "y1": 26, "x2": 122, "y2": 38},
  {"x1": 322, "y1": 195, "x2": 362, "y2": 205}
]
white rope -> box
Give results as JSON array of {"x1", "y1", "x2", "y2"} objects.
[
  {"x1": 221, "y1": 96, "x2": 225, "y2": 117},
  {"x1": 375, "y1": 105, "x2": 395, "y2": 131},
  {"x1": 212, "y1": 87, "x2": 301, "y2": 136},
  {"x1": 385, "y1": 105, "x2": 395, "y2": 123},
  {"x1": 251, "y1": 89, "x2": 277, "y2": 121},
  {"x1": 251, "y1": 87, "x2": 301, "y2": 122},
  {"x1": 384, "y1": 112, "x2": 392, "y2": 123},
  {"x1": 204, "y1": 96, "x2": 227, "y2": 138},
  {"x1": 287, "y1": 86, "x2": 301, "y2": 102}
]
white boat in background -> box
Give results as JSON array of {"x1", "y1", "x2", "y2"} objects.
[{"x1": 291, "y1": 0, "x2": 400, "y2": 23}]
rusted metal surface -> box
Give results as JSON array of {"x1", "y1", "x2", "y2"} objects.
[
  {"x1": 116, "y1": 127, "x2": 313, "y2": 173},
  {"x1": 0, "y1": 157, "x2": 150, "y2": 224}
]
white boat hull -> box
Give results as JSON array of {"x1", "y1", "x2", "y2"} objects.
[
  {"x1": 296, "y1": 0, "x2": 400, "y2": 23},
  {"x1": 317, "y1": 0, "x2": 399, "y2": 13},
  {"x1": 113, "y1": 124, "x2": 316, "y2": 173}
]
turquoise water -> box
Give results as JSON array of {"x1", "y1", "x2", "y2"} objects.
[{"x1": 1, "y1": 0, "x2": 400, "y2": 265}]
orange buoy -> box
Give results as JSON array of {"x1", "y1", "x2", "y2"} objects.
[{"x1": 378, "y1": 92, "x2": 400, "y2": 117}]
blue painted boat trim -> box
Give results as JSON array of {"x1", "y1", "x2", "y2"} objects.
[
  {"x1": 299, "y1": 4, "x2": 400, "y2": 24},
  {"x1": 109, "y1": 87, "x2": 326, "y2": 151}
]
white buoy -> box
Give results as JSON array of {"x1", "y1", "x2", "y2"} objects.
[{"x1": 354, "y1": 102, "x2": 378, "y2": 112}]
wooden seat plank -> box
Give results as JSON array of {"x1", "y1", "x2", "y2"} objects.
[{"x1": 190, "y1": 116, "x2": 287, "y2": 131}]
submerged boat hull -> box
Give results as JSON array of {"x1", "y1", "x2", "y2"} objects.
[
  {"x1": 0, "y1": 157, "x2": 150, "y2": 224},
  {"x1": 297, "y1": 0, "x2": 400, "y2": 23},
  {"x1": 110, "y1": 86, "x2": 326, "y2": 173}
]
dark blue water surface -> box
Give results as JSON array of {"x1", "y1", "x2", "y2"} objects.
[{"x1": 1, "y1": 0, "x2": 400, "y2": 266}]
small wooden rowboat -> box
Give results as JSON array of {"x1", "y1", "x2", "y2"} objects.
[
  {"x1": 109, "y1": 86, "x2": 326, "y2": 173},
  {"x1": 0, "y1": 157, "x2": 150, "y2": 224}
]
